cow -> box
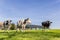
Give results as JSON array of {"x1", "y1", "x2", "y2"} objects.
[
  {"x1": 0, "y1": 20, "x2": 12, "y2": 30},
  {"x1": 42, "y1": 21, "x2": 52, "y2": 29},
  {"x1": 0, "y1": 22, "x2": 4, "y2": 30},
  {"x1": 17, "y1": 18, "x2": 31, "y2": 30},
  {"x1": 3, "y1": 20, "x2": 12, "y2": 30}
]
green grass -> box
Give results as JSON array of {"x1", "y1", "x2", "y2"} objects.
[{"x1": 0, "y1": 29, "x2": 60, "y2": 40}]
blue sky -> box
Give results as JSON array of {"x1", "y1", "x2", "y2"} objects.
[{"x1": 0, "y1": 0, "x2": 60, "y2": 29}]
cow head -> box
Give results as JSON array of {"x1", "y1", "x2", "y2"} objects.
[
  {"x1": 26, "y1": 18, "x2": 31, "y2": 23},
  {"x1": 46, "y1": 21, "x2": 52, "y2": 24},
  {"x1": 24, "y1": 18, "x2": 31, "y2": 24}
]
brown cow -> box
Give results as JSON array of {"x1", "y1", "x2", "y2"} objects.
[{"x1": 0, "y1": 22, "x2": 4, "y2": 30}]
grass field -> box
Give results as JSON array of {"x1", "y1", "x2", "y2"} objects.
[{"x1": 0, "y1": 29, "x2": 60, "y2": 40}]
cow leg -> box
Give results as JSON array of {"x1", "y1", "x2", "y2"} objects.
[
  {"x1": 8, "y1": 25, "x2": 11, "y2": 30},
  {"x1": 22, "y1": 25, "x2": 24, "y2": 30},
  {"x1": 42, "y1": 26, "x2": 45, "y2": 32},
  {"x1": 24, "y1": 25, "x2": 26, "y2": 30}
]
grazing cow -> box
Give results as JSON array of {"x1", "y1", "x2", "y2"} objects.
[
  {"x1": 17, "y1": 18, "x2": 31, "y2": 30},
  {"x1": 42, "y1": 21, "x2": 52, "y2": 29},
  {"x1": 3, "y1": 20, "x2": 12, "y2": 30}
]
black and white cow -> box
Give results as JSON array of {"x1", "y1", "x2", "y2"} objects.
[
  {"x1": 3, "y1": 20, "x2": 12, "y2": 30},
  {"x1": 42, "y1": 21, "x2": 52, "y2": 29},
  {"x1": 17, "y1": 18, "x2": 31, "y2": 30}
]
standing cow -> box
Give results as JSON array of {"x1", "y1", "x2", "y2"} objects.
[
  {"x1": 42, "y1": 21, "x2": 52, "y2": 29},
  {"x1": 17, "y1": 18, "x2": 31, "y2": 30},
  {"x1": 3, "y1": 20, "x2": 12, "y2": 30},
  {"x1": 0, "y1": 20, "x2": 12, "y2": 30}
]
